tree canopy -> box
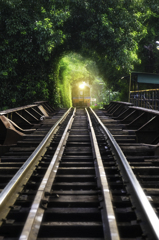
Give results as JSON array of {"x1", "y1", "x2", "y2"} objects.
[{"x1": 1, "y1": 0, "x2": 159, "y2": 108}]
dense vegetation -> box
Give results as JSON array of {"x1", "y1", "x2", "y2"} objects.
[
  {"x1": 1, "y1": 0, "x2": 159, "y2": 109},
  {"x1": 58, "y1": 54, "x2": 92, "y2": 107}
]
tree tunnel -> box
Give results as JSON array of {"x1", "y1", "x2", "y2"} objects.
[{"x1": 1, "y1": 0, "x2": 159, "y2": 109}]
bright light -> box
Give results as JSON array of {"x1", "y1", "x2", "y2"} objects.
[{"x1": 79, "y1": 82, "x2": 85, "y2": 89}]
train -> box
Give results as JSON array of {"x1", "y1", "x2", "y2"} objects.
[{"x1": 72, "y1": 82, "x2": 91, "y2": 107}]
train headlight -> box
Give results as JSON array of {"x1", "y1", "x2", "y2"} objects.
[{"x1": 79, "y1": 82, "x2": 85, "y2": 89}]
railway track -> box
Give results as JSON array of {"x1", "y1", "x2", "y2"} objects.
[{"x1": 0, "y1": 103, "x2": 159, "y2": 239}]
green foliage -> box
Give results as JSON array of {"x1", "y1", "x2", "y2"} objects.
[
  {"x1": 58, "y1": 53, "x2": 93, "y2": 107},
  {"x1": 57, "y1": 54, "x2": 120, "y2": 108},
  {"x1": 0, "y1": 0, "x2": 66, "y2": 108},
  {"x1": 91, "y1": 78, "x2": 120, "y2": 108},
  {"x1": 118, "y1": 78, "x2": 129, "y2": 102},
  {"x1": 1, "y1": 0, "x2": 159, "y2": 109},
  {"x1": 133, "y1": 1, "x2": 159, "y2": 74}
]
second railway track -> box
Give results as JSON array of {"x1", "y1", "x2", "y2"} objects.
[{"x1": 0, "y1": 105, "x2": 159, "y2": 239}]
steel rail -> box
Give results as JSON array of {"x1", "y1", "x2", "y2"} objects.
[
  {"x1": 85, "y1": 108, "x2": 120, "y2": 240},
  {"x1": 90, "y1": 107, "x2": 159, "y2": 240},
  {"x1": 0, "y1": 108, "x2": 72, "y2": 209},
  {"x1": 19, "y1": 108, "x2": 76, "y2": 240}
]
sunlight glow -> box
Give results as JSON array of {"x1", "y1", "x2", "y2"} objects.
[{"x1": 79, "y1": 82, "x2": 85, "y2": 89}]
